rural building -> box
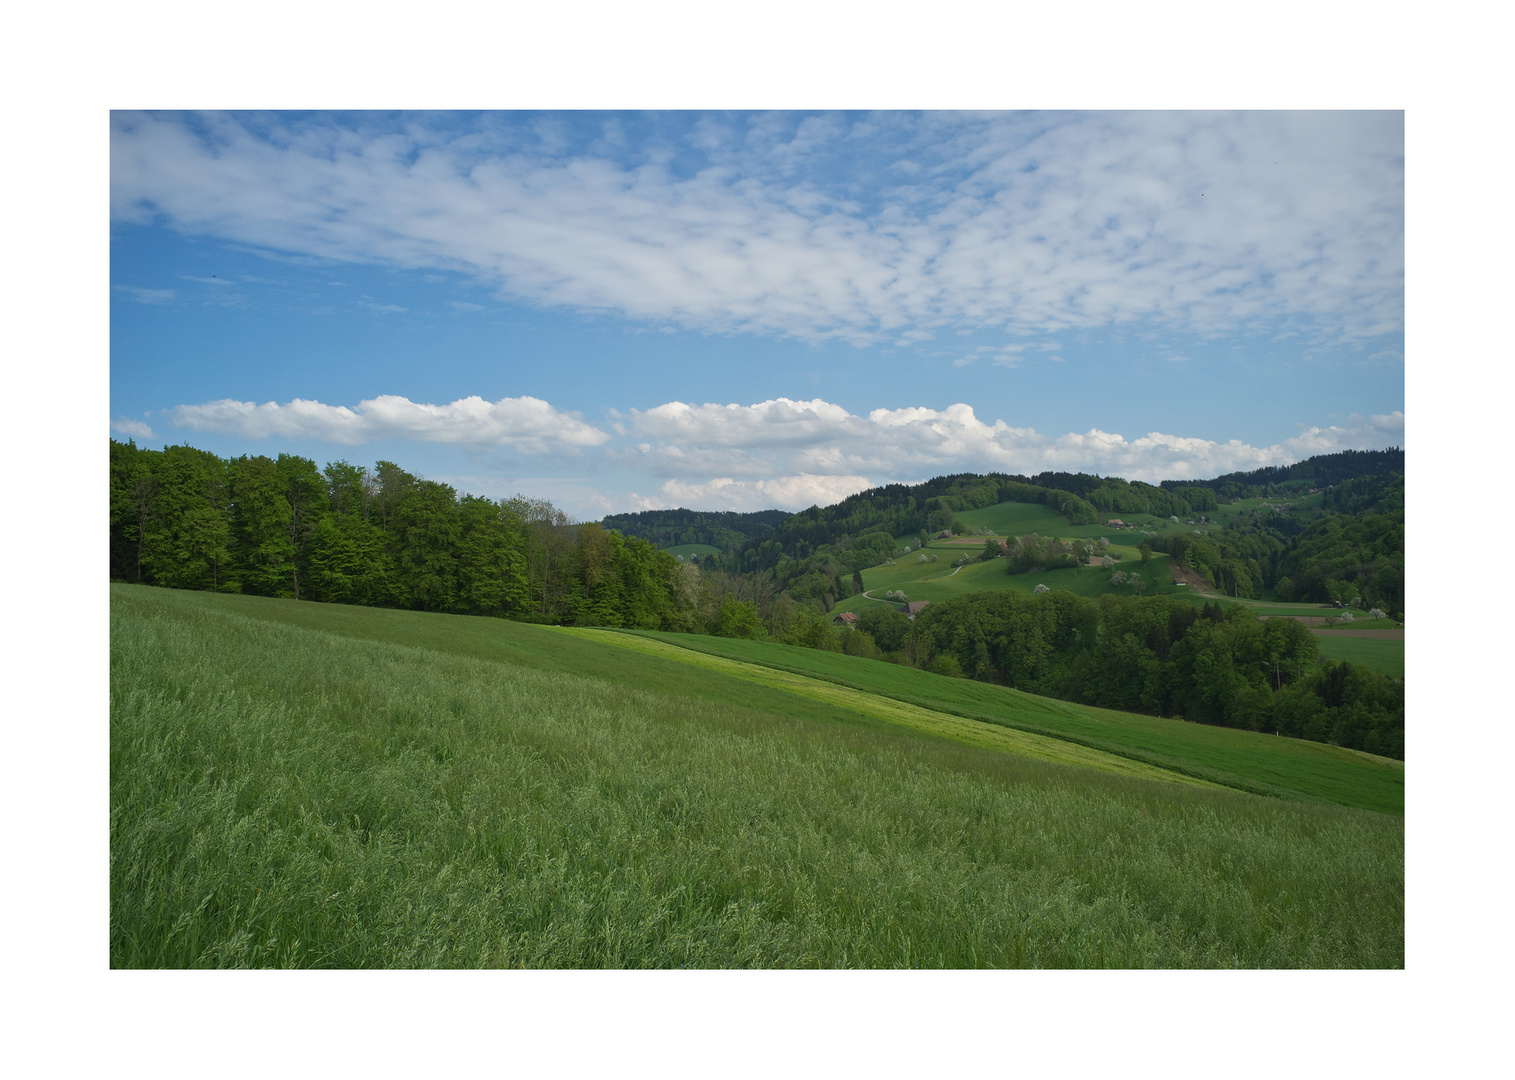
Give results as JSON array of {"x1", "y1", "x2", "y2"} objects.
[
  {"x1": 833, "y1": 611, "x2": 857, "y2": 627},
  {"x1": 1106, "y1": 518, "x2": 1125, "y2": 527},
  {"x1": 937, "y1": 530, "x2": 953, "y2": 539},
  {"x1": 904, "y1": 600, "x2": 931, "y2": 619}
]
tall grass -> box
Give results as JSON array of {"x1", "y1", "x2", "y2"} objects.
[{"x1": 111, "y1": 586, "x2": 1403, "y2": 968}]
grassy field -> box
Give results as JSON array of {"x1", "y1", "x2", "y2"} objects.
[
  {"x1": 944, "y1": 493, "x2": 1328, "y2": 549},
  {"x1": 952, "y1": 497, "x2": 1246, "y2": 543},
  {"x1": 840, "y1": 547, "x2": 1180, "y2": 613},
  {"x1": 662, "y1": 543, "x2": 722, "y2": 559},
  {"x1": 625, "y1": 631, "x2": 1404, "y2": 813},
  {"x1": 1311, "y1": 634, "x2": 1406, "y2": 678},
  {"x1": 112, "y1": 585, "x2": 1402, "y2": 968},
  {"x1": 835, "y1": 498, "x2": 1225, "y2": 615},
  {"x1": 841, "y1": 497, "x2": 1396, "y2": 624},
  {"x1": 951, "y1": 501, "x2": 1070, "y2": 537}
]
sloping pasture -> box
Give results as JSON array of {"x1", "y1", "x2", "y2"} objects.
[{"x1": 111, "y1": 585, "x2": 1402, "y2": 968}]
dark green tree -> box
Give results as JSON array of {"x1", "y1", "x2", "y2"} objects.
[
  {"x1": 392, "y1": 480, "x2": 462, "y2": 611},
  {"x1": 229, "y1": 455, "x2": 296, "y2": 596}
]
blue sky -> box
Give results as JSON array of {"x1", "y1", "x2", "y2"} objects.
[{"x1": 110, "y1": 110, "x2": 1404, "y2": 518}]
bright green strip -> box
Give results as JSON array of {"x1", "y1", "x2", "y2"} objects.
[{"x1": 559, "y1": 627, "x2": 1217, "y2": 788}]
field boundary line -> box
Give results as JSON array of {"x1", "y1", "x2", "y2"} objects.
[
  {"x1": 605, "y1": 629, "x2": 1407, "y2": 806},
  {"x1": 560, "y1": 628, "x2": 1216, "y2": 787}
]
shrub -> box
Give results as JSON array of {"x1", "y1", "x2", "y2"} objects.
[{"x1": 929, "y1": 654, "x2": 964, "y2": 677}]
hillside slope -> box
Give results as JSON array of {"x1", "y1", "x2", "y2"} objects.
[{"x1": 112, "y1": 585, "x2": 1403, "y2": 968}]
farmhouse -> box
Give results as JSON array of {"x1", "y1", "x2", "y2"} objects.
[
  {"x1": 833, "y1": 611, "x2": 857, "y2": 627},
  {"x1": 1106, "y1": 518, "x2": 1125, "y2": 527},
  {"x1": 904, "y1": 600, "x2": 931, "y2": 619}
]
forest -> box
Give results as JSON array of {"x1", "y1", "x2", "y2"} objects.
[
  {"x1": 1142, "y1": 474, "x2": 1403, "y2": 613},
  {"x1": 109, "y1": 440, "x2": 705, "y2": 631},
  {"x1": 908, "y1": 593, "x2": 1402, "y2": 758},
  {"x1": 597, "y1": 507, "x2": 791, "y2": 552},
  {"x1": 1159, "y1": 447, "x2": 1404, "y2": 502}
]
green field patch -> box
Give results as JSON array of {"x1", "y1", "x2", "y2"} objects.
[
  {"x1": 1236, "y1": 600, "x2": 1349, "y2": 616},
  {"x1": 1311, "y1": 634, "x2": 1405, "y2": 678},
  {"x1": 662, "y1": 543, "x2": 722, "y2": 559},
  {"x1": 860, "y1": 549, "x2": 1188, "y2": 605},
  {"x1": 625, "y1": 630, "x2": 1404, "y2": 814},
  {"x1": 950, "y1": 500, "x2": 1070, "y2": 537}
]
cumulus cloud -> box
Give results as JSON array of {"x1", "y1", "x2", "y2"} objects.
[
  {"x1": 168, "y1": 394, "x2": 609, "y2": 453},
  {"x1": 620, "y1": 397, "x2": 1405, "y2": 492},
  {"x1": 629, "y1": 475, "x2": 876, "y2": 514},
  {"x1": 111, "y1": 417, "x2": 155, "y2": 439},
  {"x1": 111, "y1": 111, "x2": 1402, "y2": 345}
]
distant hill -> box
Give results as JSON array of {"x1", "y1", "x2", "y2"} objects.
[
  {"x1": 598, "y1": 508, "x2": 794, "y2": 552},
  {"x1": 1160, "y1": 448, "x2": 1404, "y2": 501}
]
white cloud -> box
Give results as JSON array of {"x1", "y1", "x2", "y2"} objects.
[
  {"x1": 621, "y1": 396, "x2": 1405, "y2": 490},
  {"x1": 115, "y1": 285, "x2": 176, "y2": 305},
  {"x1": 111, "y1": 417, "x2": 155, "y2": 439},
  {"x1": 168, "y1": 394, "x2": 609, "y2": 453},
  {"x1": 111, "y1": 111, "x2": 1402, "y2": 345},
  {"x1": 629, "y1": 474, "x2": 875, "y2": 514}
]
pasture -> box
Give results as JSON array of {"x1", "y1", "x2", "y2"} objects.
[
  {"x1": 111, "y1": 585, "x2": 1403, "y2": 968},
  {"x1": 662, "y1": 543, "x2": 722, "y2": 559},
  {"x1": 843, "y1": 544, "x2": 1181, "y2": 612},
  {"x1": 1311, "y1": 631, "x2": 1406, "y2": 678},
  {"x1": 950, "y1": 500, "x2": 1069, "y2": 537}
]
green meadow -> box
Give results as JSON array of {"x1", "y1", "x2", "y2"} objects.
[
  {"x1": 112, "y1": 584, "x2": 1402, "y2": 968},
  {"x1": 950, "y1": 500, "x2": 1070, "y2": 537},
  {"x1": 843, "y1": 498, "x2": 1391, "y2": 623},
  {"x1": 663, "y1": 543, "x2": 723, "y2": 559},
  {"x1": 1311, "y1": 633, "x2": 1405, "y2": 678},
  {"x1": 843, "y1": 546, "x2": 1180, "y2": 612}
]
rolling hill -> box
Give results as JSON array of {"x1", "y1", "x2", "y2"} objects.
[{"x1": 111, "y1": 584, "x2": 1403, "y2": 968}]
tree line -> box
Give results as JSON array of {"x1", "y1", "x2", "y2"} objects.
[
  {"x1": 597, "y1": 507, "x2": 792, "y2": 552},
  {"x1": 1160, "y1": 447, "x2": 1404, "y2": 503},
  {"x1": 110, "y1": 440, "x2": 711, "y2": 630}
]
